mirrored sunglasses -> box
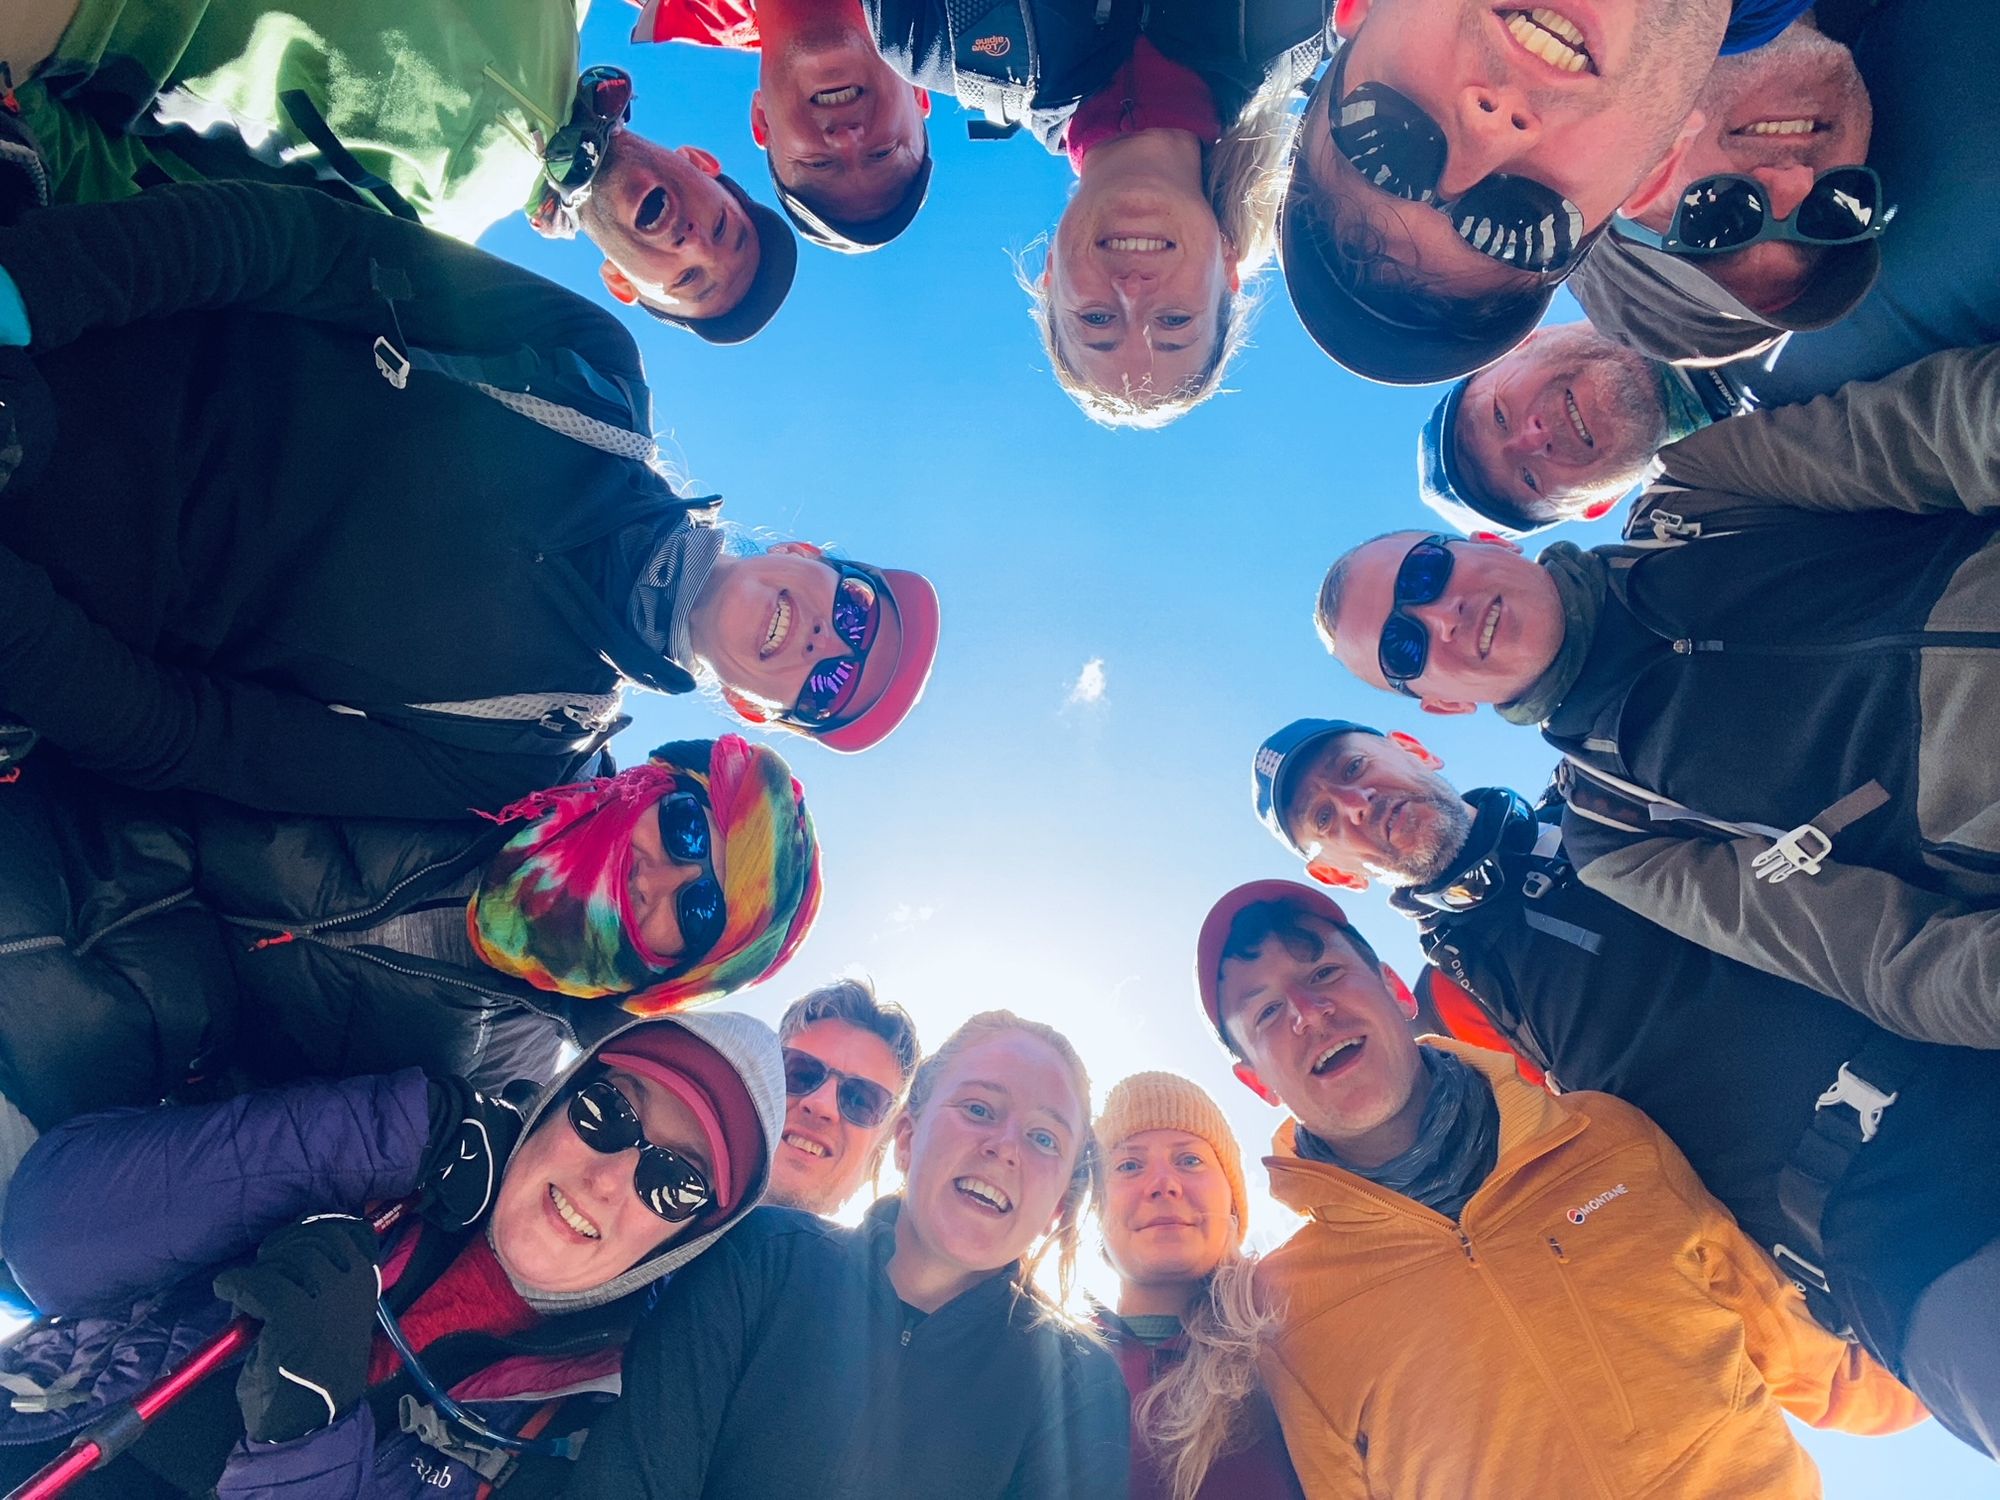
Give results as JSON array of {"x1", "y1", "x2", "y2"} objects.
[
  {"x1": 783, "y1": 563, "x2": 884, "y2": 730},
  {"x1": 1377, "y1": 535, "x2": 1455, "y2": 696},
  {"x1": 655, "y1": 792, "x2": 727, "y2": 963}
]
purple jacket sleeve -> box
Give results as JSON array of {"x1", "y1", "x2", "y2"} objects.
[
  {"x1": 217, "y1": 1404, "x2": 378, "y2": 1500},
  {"x1": 4, "y1": 1070, "x2": 430, "y2": 1315}
]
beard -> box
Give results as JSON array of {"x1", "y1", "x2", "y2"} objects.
[{"x1": 1369, "y1": 787, "x2": 1476, "y2": 887}]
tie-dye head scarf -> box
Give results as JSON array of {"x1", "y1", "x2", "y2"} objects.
[{"x1": 467, "y1": 736, "x2": 823, "y2": 1012}]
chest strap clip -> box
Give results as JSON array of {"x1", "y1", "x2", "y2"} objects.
[{"x1": 1817, "y1": 1062, "x2": 1899, "y2": 1143}]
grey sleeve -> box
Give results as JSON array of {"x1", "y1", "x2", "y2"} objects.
[
  {"x1": 1660, "y1": 344, "x2": 2000, "y2": 515},
  {"x1": 1575, "y1": 831, "x2": 2000, "y2": 1050}
]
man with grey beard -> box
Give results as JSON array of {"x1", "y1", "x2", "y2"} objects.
[
  {"x1": 1248, "y1": 714, "x2": 2000, "y2": 1458},
  {"x1": 1572, "y1": 0, "x2": 1999, "y2": 401}
]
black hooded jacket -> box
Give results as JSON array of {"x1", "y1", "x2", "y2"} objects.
[
  {"x1": 564, "y1": 1198, "x2": 1131, "y2": 1499},
  {"x1": 1399, "y1": 788, "x2": 2000, "y2": 1369}
]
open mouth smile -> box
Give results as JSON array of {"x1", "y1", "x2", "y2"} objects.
[
  {"x1": 1734, "y1": 118, "x2": 1825, "y2": 136},
  {"x1": 811, "y1": 86, "x2": 863, "y2": 107},
  {"x1": 635, "y1": 186, "x2": 670, "y2": 234},
  {"x1": 1500, "y1": 8, "x2": 1596, "y2": 75},
  {"x1": 548, "y1": 1183, "x2": 601, "y2": 1241},
  {"x1": 762, "y1": 592, "x2": 794, "y2": 660},
  {"x1": 954, "y1": 1177, "x2": 1013, "y2": 1215},
  {"x1": 782, "y1": 1131, "x2": 832, "y2": 1159},
  {"x1": 1099, "y1": 236, "x2": 1174, "y2": 252},
  {"x1": 1563, "y1": 388, "x2": 1593, "y2": 447},
  {"x1": 1310, "y1": 1037, "x2": 1367, "y2": 1077},
  {"x1": 1478, "y1": 600, "x2": 1501, "y2": 658}
]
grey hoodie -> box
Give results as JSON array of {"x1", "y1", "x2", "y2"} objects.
[{"x1": 498, "y1": 1008, "x2": 787, "y2": 1317}]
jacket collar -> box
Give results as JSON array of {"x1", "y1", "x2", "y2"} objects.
[{"x1": 1264, "y1": 1039, "x2": 1582, "y2": 1227}]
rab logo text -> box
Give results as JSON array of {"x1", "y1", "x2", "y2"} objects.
[
  {"x1": 971, "y1": 34, "x2": 1011, "y2": 56},
  {"x1": 1567, "y1": 1183, "x2": 1629, "y2": 1226}
]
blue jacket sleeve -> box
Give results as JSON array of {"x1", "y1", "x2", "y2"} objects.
[
  {"x1": 4, "y1": 1070, "x2": 430, "y2": 1316},
  {"x1": 216, "y1": 1404, "x2": 378, "y2": 1500}
]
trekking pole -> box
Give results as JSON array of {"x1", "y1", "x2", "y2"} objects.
[{"x1": 4, "y1": 1200, "x2": 411, "y2": 1500}]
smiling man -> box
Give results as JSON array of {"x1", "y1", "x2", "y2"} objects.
[
  {"x1": 1246, "y1": 718, "x2": 2000, "y2": 1458},
  {"x1": 633, "y1": 0, "x2": 933, "y2": 252},
  {"x1": 1278, "y1": 0, "x2": 1813, "y2": 383},
  {"x1": 1194, "y1": 878, "x2": 1922, "y2": 1496},
  {"x1": 768, "y1": 978, "x2": 919, "y2": 1215}
]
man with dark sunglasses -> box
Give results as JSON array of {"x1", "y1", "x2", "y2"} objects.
[
  {"x1": 769, "y1": 977, "x2": 920, "y2": 1214},
  {"x1": 1313, "y1": 348, "x2": 2000, "y2": 1058},
  {"x1": 1570, "y1": 2, "x2": 2000, "y2": 407},
  {"x1": 1278, "y1": 0, "x2": 1814, "y2": 384}
]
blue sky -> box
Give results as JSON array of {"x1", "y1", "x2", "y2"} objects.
[{"x1": 487, "y1": 9, "x2": 1993, "y2": 1491}]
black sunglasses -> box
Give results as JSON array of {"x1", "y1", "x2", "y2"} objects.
[
  {"x1": 1326, "y1": 46, "x2": 1592, "y2": 276},
  {"x1": 542, "y1": 66, "x2": 635, "y2": 208},
  {"x1": 1657, "y1": 166, "x2": 1889, "y2": 256},
  {"x1": 567, "y1": 1079, "x2": 715, "y2": 1223},
  {"x1": 653, "y1": 792, "x2": 727, "y2": 964},
  {"x1": 781, "y1": 563, "x2": 884, "y2": 731},
  {"x1": 1378, "y1": 535, "x2": 1456, "y2": 696},
  {"x1": 782, "y1": 1047, "x2": 898, "y2": 1129}
]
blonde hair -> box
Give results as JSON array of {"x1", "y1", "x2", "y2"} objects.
[
  {"x1": 903, "y1": 1010, "x2": 1097, "y2": 1311},
  {"x1": 1133, "y1": 1253, "x2": 1284, "y2": 1500},
  {"x1": 1021, "y1": 74, "x2": 1302, "y2": 430}
]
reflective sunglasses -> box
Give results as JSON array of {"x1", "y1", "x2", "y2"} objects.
[
  {"x1": 1377, "y1": 535, "x2": 1456, "y2": 696},
  {"x1": 567, "y1": 1078, "x2": 715, "y2": 1223},
  {"x1": 1326, "y1": 46, "x2": 1591, "y2": 275},
  {"x1": 1657, "y1": 166, "x2": 1889, "y2": 256},
  {"x1": 542, "y1": 66, "x2": 635, "y2": 209},
  {"x1": 782, "y1": 563, "x2": 884, "y2": 730},
  {"x1": 653, "y1": 792, "x2": 727, "y2": 964},
  {"x1": 782, "y1": 1048, "x2": 898, "y2": 1129}
]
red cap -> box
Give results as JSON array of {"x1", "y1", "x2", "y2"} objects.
[
  {"x1": 1194, "y1": 880, "x2": 1358, "y2": 1049},
  {"x1": 814, "y1": 565, "x2": 940, "y2": 754}
]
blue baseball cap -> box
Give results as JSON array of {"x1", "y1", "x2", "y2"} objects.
[
  {"x1": 1416, "y1": 379, "x2": 1550, "y2": 540},
  {"x1": 1252, "y1": 719, "x2": 1383, "y2": 856}
]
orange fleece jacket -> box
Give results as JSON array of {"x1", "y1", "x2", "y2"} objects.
[{"x1": 1254, "y1": 1040, "x2": 1924, "y2": 1499}]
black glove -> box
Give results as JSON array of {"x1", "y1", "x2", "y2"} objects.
[
  {"x1": 417, "y1": 1076, "x2": 535, "y2": 1232},
  {"x1": 213, "y1": 1215, "x2": 381, "y2": 1444}
]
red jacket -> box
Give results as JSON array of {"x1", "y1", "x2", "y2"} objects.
[
  {"x1": 630, "y1": 0, "x2": 762, "y2": 49},
  {"x1": 1095, "y1": 1310, "x2": 1304, "y2": 1500}
]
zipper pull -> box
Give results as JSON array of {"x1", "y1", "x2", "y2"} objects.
[
  {"x1": 899, "y1": 1327, "x2": 912, "y2": 1348},
  {"x1": 1547, "y1": 1235, "x2": 1568, "y2": 1263},
  {"x1": 249, "y1": 930, "x2": 298, "y2": 952},
  {"x1": 1458, "y1": 1230, "x2": 1477, "y2": 1264}
]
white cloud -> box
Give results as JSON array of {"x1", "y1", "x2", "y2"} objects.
[
  {"x1": 888, "y1": 902, "x2": 936, "y2": 931},
  {"x1": 1065, "y1": 657, "x2": 1108, "y2": 707}
]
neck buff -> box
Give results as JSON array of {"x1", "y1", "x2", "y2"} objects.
[
  {"x1": 1656, "y1": 361, "x2": 1714, "y2": 444},
  {"x1": 1497, "y1": 543, "x2": 1610, "y2": 727},
  {"x1": 1296, "y1": 1048, "x2": 1500, "y2": 1222},
  {"x1": 467, "y1": 735, "x2": 824, "y2": 1011}
]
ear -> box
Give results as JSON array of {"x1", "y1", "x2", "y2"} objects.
[
  {"x1": 1330, "y1": 0, "x2": 1372, "y2": 42},
  {"x1": 721, "y1": 685, "x2": 774, "y2": 724},
  {"x1": 769, "y1": 540, "x2": 824, "y2": 559},
  {"x1": 1223, "y1": 233, "x2": 1241, "y2": 293},
  {"x1": 1580, "y1": 497, "x2": 1618, "y2": 522},
  {"x1": 599, "y1": 262, "x2": 641, "y2": 305},
  {"x1": 750, "y1": 94, "x2": 770, "y2": 151},
  {"x1": 1467, "y1": 531, "x2": 1524, "y2": 555},
  {"x1": 1419, "y1": 697, "x2": 1477, "y2": 717},
  {"x1": 915, "y1": 87, "x2": 932, "y2": 118},
  {"x1": 1232, "y1": 1060, "x2": 1283, "y2": 1107},
  {"x1": 1306, "y1": 861, "x2": 1370, "y2": 892},
  {"x1": 1620, "y1": 108, "x2": 1706, "y2": 225},
  {"x1": 1383, "y1": 964, "x2": 1420, "y2": 1021},
  {"x1": 893, "y1": 1112, "x2": 914, "y2": 1175},
  {"x1": 1384, "y1": 730, "x2": 1444, "y2": 771},
  {"x1": 676, "y1": 144, "x2": 722, "y2": 178}
]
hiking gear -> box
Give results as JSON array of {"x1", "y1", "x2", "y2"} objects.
[
  {"x1": 1650, "y1": 167, "x2": 1889, "y2": 257},
  {"x1": 1250, "y1": 719, "x2": 1383, "y2": 856},
  {"x1": 559, "y1": 1198, "x2": 1132, "y2": 1499},
  {"x1": 779, "y1": 565, "x2": 885, "y2": 730},
  {"x1": 782, "y1": 1049, "x2": 897, "y2": 1129},
  {"x1": 1094, "y1": 1311, "x2": 1302, "y2": 1500},
  {"x1": 1193, "y1": 881, "x2": 1378, "y2": 1051},
  {"x1": 567, "y1": 1080, "x2": 714, "y2": 1224},
  {"x1": 466, "y1": 739, "x2": 821, "y2": 1014},
  {"x1": 1376, "y1": 535, "x2": 1453, "y2": 695},
  {"x1": 1259, "y1": 1038, "x2": 1924, "y2": 1500},
  {"x1": 1326, "y1": 48, "x2": 1586, "y2": 275},
  {"x1": 212, "y1": 1217, "x2": 382, "y2": 1443},
  {"x1": 417, "y1": 1079, "x2": 533, "y2": 1233},
  {"x1": 15, "y1": 0, "x2": 585, "y2": 243},
  {"x1": 1092, "y1": 1072, "x2": 1249, "y2": 1242},
  {"x1": 804, "y1": 565, "x2": 943, "y2": 755}
]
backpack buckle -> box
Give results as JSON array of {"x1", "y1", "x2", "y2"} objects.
[
  {"x1": 1816, "y1": 1062, "x2": 1898, "y2": 1144},
  {"x1": 1751, "y1": 822, "x2": 1832, "y2": 883},
  {"x1": 372, "y1": 336, "x2": 410, "y2": 389},
  {"x1": 1649, "y1": 510, "x2": 1701, "y2": 541}
]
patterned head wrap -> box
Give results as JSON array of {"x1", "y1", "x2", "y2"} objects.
[{"x1": 467, "y1": 736, "x2": 823, "y2": 1012}]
